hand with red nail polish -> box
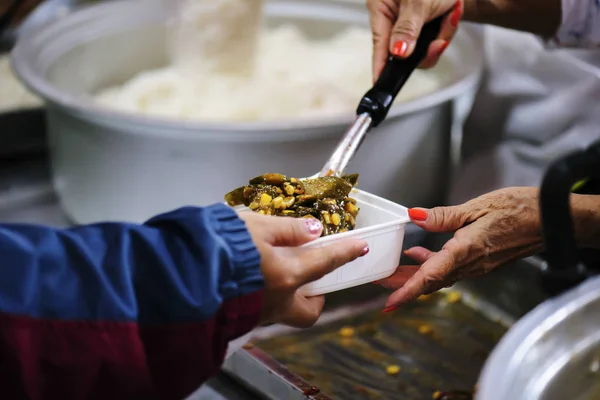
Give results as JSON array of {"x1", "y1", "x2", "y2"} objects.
[
  {"x1": 367, "y1": 0, "x2": 463, "y2": 79},
  {"x1": 240, "y1": 213, "x2": 368, "y2": 328},
  {"x1": 378, "y1": 187, "x2": 546, "y2": 309}
]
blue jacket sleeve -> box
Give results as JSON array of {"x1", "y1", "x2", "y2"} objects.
[
  {"x1": 0, "y1": 203, "x2": 264, "y2": 400},
  {"x1": 0, "y1": 203, "x2": 263, "y2": 323}
]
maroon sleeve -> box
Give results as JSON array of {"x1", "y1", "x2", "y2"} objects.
[{"x1": 0, "y1": 290, "x2": 263, "y2": 400}]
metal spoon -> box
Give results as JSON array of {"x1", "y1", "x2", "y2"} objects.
[{"x1": 314, "y1": 14, "x2": 447, "y2": 179}]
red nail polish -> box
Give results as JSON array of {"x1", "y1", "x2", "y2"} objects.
[
  {"x1": 305, "y1": 218, "x2": 322, "y2": 235},
  {"x1": 451, "y1": 0, "x2": 462, "y2": 27},
  {"x1": 391, "y1": 41, "x2": 408, "y2": 57},
  {"x1": 372, "y1": 280, "x2": 380, "y2": 285},
  {"x1": 439, "y1": 40, "x2": 450, "y2": 56},
  {"x1": 360, "y1": 246, "x2": 370, "y2": 257},
  {"x1": 382, "y1": 306, "x2": 397, "y2": 314},
  {"x1": 408, "y1": 208, "x2": 428, "y2": 221}
]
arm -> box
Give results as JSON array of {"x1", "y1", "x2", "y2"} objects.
[
  {"x1": 573, "y1": 194, "x2": 600, "y2": 250},
  {"x1": 463, "y1": 0, "x2": 562, "y2": 37},
  {"x1": 0, "y1": 204, "x2": 263, "y2": 400},
  {"x1": 465, "y1": 0, "x2": 600, "y2": 47}
]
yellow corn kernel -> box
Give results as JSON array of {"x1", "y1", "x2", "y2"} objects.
[
  {"x1": 418, "y1": 325, "x2": 432, "y2": 335},
  {"x1": 284, "y1": 184, "x2": 295, "y2": 196},
  {"x1": 339, "y1": 326, "x2": 355, "y2": 338},
  {"x1": 386, "y1": 365, "x2": 401, "y2": 376},
  {"x1": 258, "y1": 210, "x2": 265, "y2": 215},
  {"x1": 259, "y1": 193, "x2": 272, "y2": 206},
  {"x1": 322, "y1": 212, "x2": 332, "y2": 224},
  {"x1": 433, "y1": 391, "x2": 441, "y2": 399},
  {"x1": 446, "y1": 291, "x2": 462, "y2": 304},
  {"x1": 346, "y1": 202, "x2": 359, "y2": 216},
  {"x1": 249, "y1": 202, "x2": 259, "y2": 210},
  {"x1": 282, "y1": 196, "x2": 295, "y2": 208},
  {"x1": 331, "y1": 213, "x2": 341, "y2": 226},
  {"x1": 272, "y1": 196, "x2": 283, "y2": 209}
]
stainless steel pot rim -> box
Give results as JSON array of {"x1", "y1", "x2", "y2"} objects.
[
  {"x1": 477, "y1": 275, "x2": 600, "y2": 399},
  {"x1": 10, "y1": 0, "x2": 484, "y2": 142}
]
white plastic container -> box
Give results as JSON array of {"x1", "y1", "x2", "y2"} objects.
[{"x1": 235, "y1": 189, "x2": 410, "y2": 296}]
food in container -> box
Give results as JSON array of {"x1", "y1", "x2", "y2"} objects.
[
  {"x1": 232, "y1": 187, "x2": 409, "y2": 296},
  {"x1": 225, "y1": 173, "x2": 360, "y2": 237}
]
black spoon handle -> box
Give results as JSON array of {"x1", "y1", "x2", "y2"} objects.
[{"x1": 356, "y1": 14, "x2": 447, "y2": 127}]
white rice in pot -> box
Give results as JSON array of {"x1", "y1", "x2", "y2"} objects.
[{"x1": 95, "y1": 0, "x2": 446, "y2": 122}]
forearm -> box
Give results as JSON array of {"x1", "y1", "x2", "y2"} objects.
[
  {"x1": 463, "y1": 0, "x2": 562, "y2": 37},
  {"x1": 572, "y1": 194, "x2": 600, "y2": 250}
]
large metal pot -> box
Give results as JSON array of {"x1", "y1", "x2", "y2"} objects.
[
  {"x1": 477, "y1": 142, "x2": 600, "y2": 400},
  {"x1": 11, "y1": 0, "x2": 483, "y2": 224}
]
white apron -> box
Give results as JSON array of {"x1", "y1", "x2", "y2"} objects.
[{"x1": 449, "y1": 25, "x2": 600, "y2": 204}]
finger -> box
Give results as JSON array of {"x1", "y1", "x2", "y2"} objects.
[
  {"x1": 244, "y1": 213, "x2": 323, "y2": 247},
  {"x1": 418, "y1": 39, "x2": 449, "y2": 69},
  {"x1": 294, "y1": 238, "x2": 368, "y2": 285},
  {"x1": 403, "y1": 246, "x2": 436, "y2": 264},
  {"x1": 389, "y1": 0, "x2": 427, "y2": 58},
  {"x1": 378, "y1": 265, "x2": 420, "y2": 289},
  {"x1": 385, "y1": 249, "x2": 456, "y2": 307},
  {"x1": 279, "y1": 294, "x2": 325, "y2": 329},
  {"x1": 418, "y1": 0, "x2": 461, "y2": 68},
  {"x1": 407, "y1": 204, "x2": 474, "y2": 233},
  {"x1": 367, "y1": 0, "x2": 395, "y2": 81}
]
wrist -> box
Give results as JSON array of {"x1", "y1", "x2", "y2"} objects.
[
  {"x1": 462, "y1": 0, "x2": 561, "y2": 37},
  {"x1": 571, "y1": 194, "x2": 600, "y2": 249}
]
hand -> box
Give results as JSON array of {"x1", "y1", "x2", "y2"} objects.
[
  {"x1": 367, "y1": 0, "x2": 462, "y2": 80},
  {"x1": 378, "y1": 187, "x2": 544, "y2": 311},
  {"x1": 240, "y1": 212, "x2": 368, "y2": 328}
]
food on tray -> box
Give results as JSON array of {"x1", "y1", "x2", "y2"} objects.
[
  {"x1": 418, "y1": 324, "x2": 433, "y2": 335},
  {"x1": 385, "y1": 365, "x2": 401, "y2": 376},
  {"x1": 94, "y1": 0, "x2": 445, "y2": 122},
  {"x1": 338, "y1": 326, "x2": 355, "y2": 338},
  {"x1": 224, "y1": 173, "x2": 360, "y2": 237},
  {"x1": 446, "y1": 291, "x2": 462, "y2": 304}
]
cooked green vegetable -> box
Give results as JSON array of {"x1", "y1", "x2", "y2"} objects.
[{"x1": 225, "y1": 173, "x2": 361, "y2": 237}]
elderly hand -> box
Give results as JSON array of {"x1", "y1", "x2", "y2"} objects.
[
  {"x1": 367, "y1": 0, "x2": 462, "y2": 79},
  {"x1": 378, "y1": 187, "x2": 544, "y2": 311},
  {"x1": 240, "y1": 212, "x2": 368, "y2": 327}
]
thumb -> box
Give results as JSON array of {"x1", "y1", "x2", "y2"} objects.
[
  {"x1": 408, "y1": 205, "x2": 472, "y2": 232},
  {"x1": 261, "y1": 216, "x2": 324, "y2": 247}
]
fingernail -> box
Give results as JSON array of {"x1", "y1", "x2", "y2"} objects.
[
  {"x1": 382, "y1": 306, "x2": 397, "y2": 314},
  {"x1": 403, "y1": 250, "x2": 409, "y2": 256},
  {"x1": 451, "y1": 0, "x2": 462, "y2": 27},
  {"x1": 305, "y1": 218, "x2": 322, "y2": 235},
  {"x1": 360, "y1": 246, "x2": 370, "y2": 257},
  {"x1": 438, "y1": 40, "x2": 450, "y2": 57},
  {"x1": 391, "y1": 40, "x2": 408, "y2": 57},
  {"x1": 408, "y1": 208, "x2": 428, "y2": 221}
]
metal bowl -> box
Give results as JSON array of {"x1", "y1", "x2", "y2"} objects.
[
  {"x1": 11, "y1": 0, "x2": 484, "y2": 223},
  {"x1": 477, "y1": 276, "x2": 600, "y2": 400}
]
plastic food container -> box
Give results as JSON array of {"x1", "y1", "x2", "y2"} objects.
[{"x1": 235, "y1": 189, "x2": 410, "y2": 296}]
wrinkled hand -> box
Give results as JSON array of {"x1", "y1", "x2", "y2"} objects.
[
  {"x1": 240, "y1": 212, "x2": 368, "y2": 328},
  {"x1": 367, "y1": 0, "x2": 462, "y2": 80},
  {"x1": 379, "y1": 187, "x2": 544, "y2": 310}
]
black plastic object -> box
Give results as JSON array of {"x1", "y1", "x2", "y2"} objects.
[
  {"x1": 539, "y1": 140, "x2": 600, "y2": 296},
  {"x1": 356, "y1": 14, "x2": 447, "y2": 128}
]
